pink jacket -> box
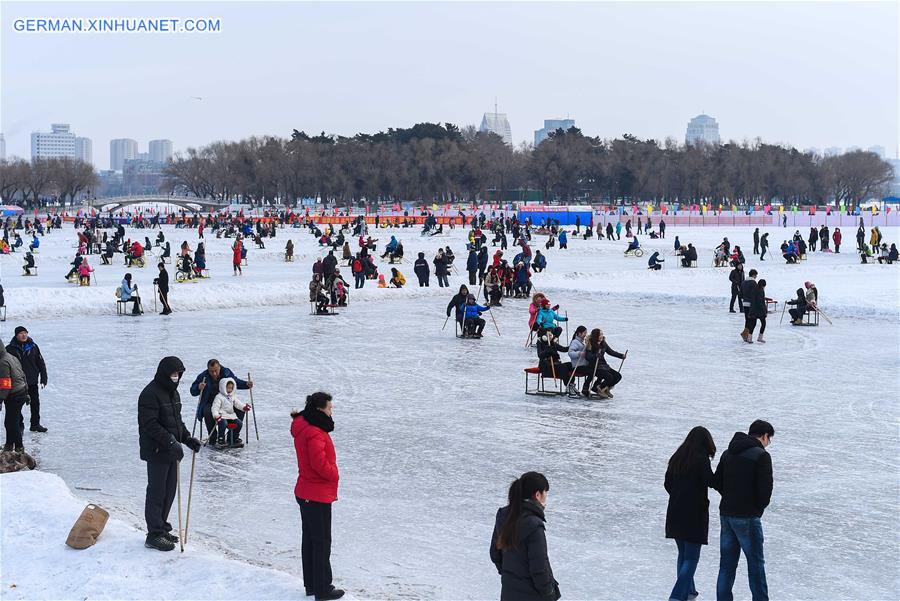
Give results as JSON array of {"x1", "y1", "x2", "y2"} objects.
[{"x1": 529, "y1": 304, "x2": 539, "y2": 328}]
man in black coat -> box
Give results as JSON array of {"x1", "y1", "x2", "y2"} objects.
[
  {"x1": 728, "y1": 263, "x2": 744, "y2": 313},
  {"x1": 714, "y1": 420, "x2": 774, "y2": 601},
  {"x1": 6, "y1": 326, "x2": 48, "y2": 432},
  {"x1": 154, "y1": 262, "x2": 172, "y2": 315},
  {"x1": 413, "y1": 252, "x2": 430, "y2": 287},
  {"x1": 445, "y1": 285, "x2": 470, "y2": 325},
  {"x1": 739, "y1": 270, "x2": 758, "y2": 342},
  {"x1": 139, "y1": 356, "x2": 201, "y2": 551}
]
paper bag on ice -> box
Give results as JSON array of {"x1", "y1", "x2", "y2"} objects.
[{"x1": 65, "y1": 504, "x2": 109, "y2": 549}]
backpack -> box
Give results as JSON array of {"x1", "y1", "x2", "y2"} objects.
[
  {"x1": 352, "y1": 259, "x2": 362, "y2": 274},
  {"x1": 115, "y1": 286, "x2": 122, "y2": 299}
]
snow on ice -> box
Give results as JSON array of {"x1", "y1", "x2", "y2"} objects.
[{"x1": 0, "y1": 221, "x2": 897, "y2": 600}]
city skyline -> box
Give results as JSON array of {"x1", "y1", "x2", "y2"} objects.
[{"x1": 2, "y1": 2, "x2": 897, "y2": 167}]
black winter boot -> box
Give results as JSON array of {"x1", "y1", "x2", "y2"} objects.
[{"x1": 145, "y1": 533, "x2": 175, "y2": 551}]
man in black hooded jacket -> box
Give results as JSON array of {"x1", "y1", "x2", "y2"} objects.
[
  {"x1": 714, "y1": 419, "x2": 774, "y2": 601},
  {"x1": 138, "y1": 356, "x2": 202, "y2": 551}
]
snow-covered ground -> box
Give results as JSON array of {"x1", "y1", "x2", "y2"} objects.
[{"x1": 0, "y1": 221, "x2": 898, "y2": 600}]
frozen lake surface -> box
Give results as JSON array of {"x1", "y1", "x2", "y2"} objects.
[{"x1": 2, "y1": 223, "x2": 899, "y2": 599}]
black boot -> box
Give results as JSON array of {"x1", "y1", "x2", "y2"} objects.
[
  {"x1": 145, "y1": 533, "x2": 175, "y2": 551},
  {"x1": 30, "y1": 424, "x2": 48, "y2": 433},
  {"x1": 315, "y1": 589, "x2": 345, "y2": 601},
  {"x1": 162, "y1": 531, "x2": 179, "y2": 543}
]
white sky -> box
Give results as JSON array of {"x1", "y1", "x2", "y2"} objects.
[{"x1": 2, "y1": 1, "x2": 898, "y2": 169}]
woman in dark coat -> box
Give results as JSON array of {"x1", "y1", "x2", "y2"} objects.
[
  {"x1": 665, "y1": 426, "x2": 717, "y2": 601},
  {"x1": 490, "y1": 472, "x2": 560, "y2": 601},
  {"x1": 750, "y1": 279, "x2": 768, "y2": 343}
]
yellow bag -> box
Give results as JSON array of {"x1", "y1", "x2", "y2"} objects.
[{"x1": 65, "y1": 504, "x2": 109, "y2": 549}]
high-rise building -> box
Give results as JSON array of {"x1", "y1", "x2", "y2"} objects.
[
  {"x1": 110, "y1": 138, "x2": 138, "y2": 171},
  {"x1": 122, "y1": 159, "x2": 166, "y2": 195},
  {"x1": 75, "y1": 137, "x2": 93, "y2": 164},
  {"x1": 479, "y1": 107, "x2": 513, "y2": 146},
  {"x1": 149, "y1": 139, "x2": 173, "y2": 163},
  {"x1": 0, "y1": 134, "x2": 5, "y2": 161},
  {"x1": 31, "y1": 123, "x2": 78, "y2": 160},
  {"x1": 534, "y1": 118, "x2": 576, "y2": 146},
  {"x1": 867, "y1": 145, "x2": 885, "y2": 158},
  {"x1": 685, "y1": 114, "x2": 720, "y2": 145}
]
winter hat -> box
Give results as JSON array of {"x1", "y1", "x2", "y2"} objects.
[
  {"x1": 804, "y1": 281, "x2": 812, "y2": 289},
  {"x1": 14, "y1": 326, "x2": 27, "y2": 336},
  {"x1": 541, "y1": 298, "x2": 551, "y2": 307}
]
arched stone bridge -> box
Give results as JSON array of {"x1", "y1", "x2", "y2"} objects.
[{"x1": 85, "y1": 195, "x2": 228, "y2": 213}]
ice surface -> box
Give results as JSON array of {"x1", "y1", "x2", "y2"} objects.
[{"x1": 1, "y1": 222, "x2": 898, "y2": 600}]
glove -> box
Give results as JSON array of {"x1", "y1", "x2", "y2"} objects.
[
  {"x1": 24, "y1": 395, "x2": 31, "y2": 405},
  {"x1": 552, "y1": 304, "x2": 560, "y2": 311},
  {"x1": 169, "y1": 438, "x2": 184, "y2": 461},
  {"x1": 185, "y1": 437, "x2": 202, "y2": 453},
  {"x1": 243, "y1": 404, "x2": 251, "y2": 412}
]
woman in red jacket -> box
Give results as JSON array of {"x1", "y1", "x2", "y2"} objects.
[
  {"x1": 292, "y1": 392, "x2": 343, "y2": 601},
  {"x1": 231, "y1": 238, "x2": 243, "y2": 275}
]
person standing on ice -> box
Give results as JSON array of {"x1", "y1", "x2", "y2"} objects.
[
  {"x1": 714, "y1": 420, "x2": 774, "y2": 601},
  {"x1": 432, "y1": 249, "x2": 449, "y2": 288},
  {"x1": 739, "y1": 269, "x2": 758, "y2": 342},
  {"x1": 292, "y1": 392, "x2": 344, "y2": 601},
  {"x1": 5, "y1": 326, "x2": 48, "y2": 434},
  {"x1": 413, "y1": 252, "x2": 430, "y2": 287},
  {"x1": 490, "y1": 471, "x2": 560, "y2": 601},
  {"x1": 752, "y1": 228, "x2": 760, "y2": 255},
  {"x1": 664, "y1": 426, "x2": 717, "y2": 601},
  {"x1": 232, "y1": 237, "x2": 243, "y2": 275},
  {"x1": 138, "y1": 356, "x2": 202, "y2": 552},
  {"x1": 0, "y1": 342, "x2": 30, "y2": 453},
  {"x1": 728, "y1": 263, "x2": 744, "y2": 313},
  {"x1": 189, "y1": 360, "x2": 252, "y2": 440},
  {"x1": 154, "y1": 262, "x2": 172, "y2": 315},
  {"x1": 466, "y1": 249, "x2": 479, "y2": 285}
]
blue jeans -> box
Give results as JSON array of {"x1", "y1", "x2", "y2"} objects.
[
  {"x1": 669, "y1": 540, "x2": 701, "y2": 601},
  {"x1": 216, "y1": 418, "x2": 243, "y2": 443},
  {"x1": 716, "y1": 515, "x2": 768, "y2": 601}
]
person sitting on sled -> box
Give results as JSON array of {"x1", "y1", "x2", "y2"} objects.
[
  {"x1": 460, "y1": 294, "x2": 490, "y2": 338},
  {"x1": 536, "y1": 330, "x2": 575, "y2": 393},
  {"x1": 211, "y1": 377, "x2": 251, "y2": 448}
]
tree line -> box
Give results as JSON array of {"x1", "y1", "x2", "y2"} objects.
[
  {"x1": 1, "y1": 123, "x2": 894, "y2": 209},
  {"x1": 0, "y1": 157, "x2": 97, "y2": 208}
]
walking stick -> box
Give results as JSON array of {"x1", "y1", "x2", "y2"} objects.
[
  {"x1": 489, "y1": 308, "x2": 501, "y2": 336},
  {"x1": 617, "y1": 350, "x2": 629, "y2": 372},
  {"x1": 564, "y1": 311, "x2": 569, "y2": 341},
  {"x1": 441, "y1": 314, "x2": 451, "y2": 331},
  {"x1": 176, "y1": 459, "x2": 184, "y2": 552},
  {"x1": 153, "y1": 283, "x2": 158, "y2": 312},
  {"x1": 248, "y1": 373, "x2": 260, "y2": 442},
  {"x1": 183, "y1": 450, "x2": 197, "y2": 545},
  {"x1": 524, "y1": 328, "x2": 534, "y2": 348},
  {"x1": 565, "y1": 350, "x2": 585, "y2": 392},
  {"x1": 779, "y1": 301, "x2": 788, "y2": 325}
]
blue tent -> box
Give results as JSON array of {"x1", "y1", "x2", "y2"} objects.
[{"x1": 882, "y1": 196, "x2": 900, "y2": 204}]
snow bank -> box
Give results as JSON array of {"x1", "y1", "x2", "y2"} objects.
[{"x1": 0, "y1": 470, "x2": 310, "y2": 600}]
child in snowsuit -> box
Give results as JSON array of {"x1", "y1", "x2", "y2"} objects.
[
  {"x1": 460, "y1": 294, "x2": 490, "y2": 337},
  {"x1": 211, "y1": 378, "x2": 251, "y2": 447}
]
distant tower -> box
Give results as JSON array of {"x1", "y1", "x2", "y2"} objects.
[
  {"x1": 685, "y1": 114, "x2": 720, "y2": 145},
  {"x1": 75, "y1": 137, "x2": 93, "y2": 164},
  {"x1": 110, "y1": 138, "x2": 138, "y2": 171},
  {"x1": 149, "y1": 139, "x2": 173, "y2": 163},
  {"x1": 534, "y1": 118, "x2": 576, "y2": 146},
  {"x1": 479, "y1": 101, "x2": 513, "y2": 146}
]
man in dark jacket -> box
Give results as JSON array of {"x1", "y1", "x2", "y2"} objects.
[
  {"x1": 189, "y1": 359, "x2": 252, "y2": 439},
  {"x1": 714, "y1": 420, "x2": 774, "y2": 601},
  {"x1": 154, "y1": 262, "x2": 172, "y2": 315},
  {"x1": 6, "y1": 326, "x2": 48, "y2": 432},
  {"x1": 728, "y1": 264, "x2": 744, "y2": 313},
  {"x1": 138, "y1": 356, "x2": 201, "y2": 551},
  {"x1": 446, "y1": 285, "x2": 470, "y2": 324},
  {"x1": 740, "y1": 270, "x2": 758, "y2": 342},
  {"x1": 413, "y1": 252, "x2": 430, "y2": 287}
]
